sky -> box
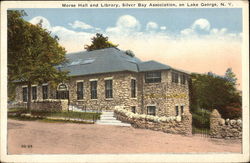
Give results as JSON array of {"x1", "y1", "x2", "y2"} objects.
[{"x1": 19, "y1": 8, "x2": 242, "y2": 89}]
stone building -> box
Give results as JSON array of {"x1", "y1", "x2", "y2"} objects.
[{"x1": 15, "y1": 47, "x2": 190, "y2": 117}]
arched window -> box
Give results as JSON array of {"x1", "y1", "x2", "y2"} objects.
[{"x1": 56, "y1": 83, "x2": 69, "y2": 99}]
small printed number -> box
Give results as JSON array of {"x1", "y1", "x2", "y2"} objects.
[{"x1": 21, "y1": 145, "x2": 32, "y2": 148}]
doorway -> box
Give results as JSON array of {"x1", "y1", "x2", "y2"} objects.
[{"x1": 56, "y1": 83, "x2": 69, "y2": 99}]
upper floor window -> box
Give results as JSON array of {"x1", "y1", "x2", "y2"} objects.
[
  {"x1": 22, "y1": 87, "x2": 28, "y2": 102},
  {"x1": 180, "y1": 74, "x2": 187, "y2": 85},
  {"x1": 90, "y1": 81, "x2": 97, "y2": 99},
  {"x1": 42, "y1": 85, "x2": 48, "y2": 99},
  {"x1": 131, "y1": 79, "x2": 136, "y2": 98},
  {"x1": 32, "y1": 86, "x2": 37, "y2": 100},
  {"x1": 105, "y1": 80, "x2": 113, "y2": 98},
  {"x1": 147, "y1": 106, "x2": 156, "y2": 116},
  {"x1": 172, "y1": 72, "x2": 179, "y2": 83},
  {"x1": 77, "y1": 82, "x2": 84, "y2": 100},
  {"x1": 145, "y1": 71, "x2": 161, "y2": 83}
]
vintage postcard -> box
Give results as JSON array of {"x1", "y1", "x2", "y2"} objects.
[{"x1": 0, "y1": 0, "x2": 249, "y2": 162}]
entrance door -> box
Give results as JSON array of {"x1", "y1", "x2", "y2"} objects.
[
  {"x1": 56, "y1": 83, "x2": 69, "y2": 99},
  {"x1": 56, "y1": 91, "x2": 69, "y2": 99}
]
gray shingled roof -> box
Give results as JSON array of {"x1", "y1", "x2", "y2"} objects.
[
  {"x1": 60, "y1": 48, "x2": 173, "y2": 76},
  {"x1": 138, "y1": 60, "x2": 171, "y2": 72}
]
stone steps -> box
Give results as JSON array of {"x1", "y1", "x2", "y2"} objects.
[
  {"x1": 96, "y1": 111, "x2": 131, "y2": 127},
  {"x1": 99, "y1": 117, "x2": 117, "y2": 120}
]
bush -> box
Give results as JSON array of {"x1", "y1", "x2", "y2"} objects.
[
  {"x1": 192, "y1": 113, "x2": 210, "y2": 129},
  {"x1": 8, "y1": 107, "x2": 27, "y2": 116},
  {"x1": 193, "y1": 108, "x2": 211, "y2": 116},
  {"x1": 192, "y1": 108, "x2": 210, "y2": 129},
  {"x1": 219, "y1": 104, "x2": 242, "y2": 119},
  {"x1": 8, "y1": 109, "x2": 101, "y2": 121}
]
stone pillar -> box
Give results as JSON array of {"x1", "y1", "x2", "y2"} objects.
[
  {"x1": 182, "y1": 111, "x2": 192, "y2": 135},
  {"x1": 210, "y1": 109, "x2": 222, "y2": 138}
]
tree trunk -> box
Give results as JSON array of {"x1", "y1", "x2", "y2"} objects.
[{"x1": 27, "y1": 82, "x2": 32, "y2": 113}]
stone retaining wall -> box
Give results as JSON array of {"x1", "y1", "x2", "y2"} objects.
[
  {"x1": 31, "y1": 99, "x2": 68, "y2": 112},
  {"x1": 210, "y1": 109, "x2": 242, "y2": 139},
  {"x1": 114, "y1": 106, "x2": 192, "y2": 135}
]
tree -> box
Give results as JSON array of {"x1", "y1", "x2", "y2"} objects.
[
  {"x1": 190, "y1": 70, "x2": 241, "y2": 119},
  {"x1": 224, "y1": 68, "x2": 237, "y2": 87},
  {"x1": 8, "y1": 10, "x2": 68, "y2": 112},
  {"x1": 84, "y1": 33, "x2": 118, "y2": 51},
  {"x1": 125, "y1": 50, "x2": 135, "y2": 57}
]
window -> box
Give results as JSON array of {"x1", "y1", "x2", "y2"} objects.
[
  {"x1": 22, "y1": 87, "x2": 28, "y2": 102},
  {"x1": 131, "y1": 79, "x2": 136, "y2": 98},
  {"x1": 90, "y1": 81, "x2": 97, "y2": 99},
  {"x1": 181, "y1": 106, "x2": 184, "y2": 114},
  {"x1": 180, "y1": 74, "x2": 186, "y2": 85},
  {"x1": 175, "y1": 106, "x2": 179, "y2": 116},
  {"x1": 58, "y1": 83, "x2": 67, "y2": 91},
  {"x1": 172, "y1": 72, "x2": 179, "y2": 83},
  {"x1": 145, "y1": 71, "x2": 161, "y2": 83},
  {"x1": 147, "y1": 106, "x2": 156, "y2": 116},
  {"x1": 77, "y1": 82, "x2": 84, "y2": 100},
  {"x1": 105, "y1": 80, "x2": 113, "y2": 98},
  {"x1": 42, "y1": 85, "x2": 48, "y2": 99},
  {"x1": 131, "y1": 106, "x2": 136, "y2": 113},
  {"x1": 32, "y1": 86, "x2": 37, "y2": 100}
]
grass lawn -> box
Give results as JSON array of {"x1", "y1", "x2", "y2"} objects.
[
  {"x1": 30, "y1": 110, "x2": 101, "y2": 120},
  {"x1": 8, "y1": 107, "x2": 27, "y2": 113},
  {"x1": 8, "y1": 107, "x2": 101, "y2": 123}
]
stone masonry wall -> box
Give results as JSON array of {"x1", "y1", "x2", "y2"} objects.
[
  {"x1": 210, "y1": 109, "x2": 242, "y2": 139},
  {"x1": 68, "y1": 71, "x2": 139, "y2": 111},
  {"x1": 140, "y1": 71, "x2": 168, "y2": 116},
  {"x1": 166, "y1": 70, "x2": 190, "y2": 116},
  {"x1": 15, "y1": 84, "x2": 53, "y2": 102},
  {"x1": 114, "y1": 106, "x2": 192, "y2": 135},
  {"x1": 15, "y1": 70, "x2": 190, "y2": 117},
  {"x1": 31, "y1": 100, "x2": 68, "y2": 112},
  {"x1": 140, "y1": 70, "x2": 190, "y2": 117}
]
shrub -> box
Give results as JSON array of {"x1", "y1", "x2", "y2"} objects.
[
  {"x1": 219, "y1": 105, "x2": 242, "y2": 119},
  {"x1": 192, "y1": 109, "x2": 210, "y2": 129}
]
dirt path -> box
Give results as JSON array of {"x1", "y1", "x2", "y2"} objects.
[{"x1": 7, "y1": 119, "x2": 241, "y2": 154}]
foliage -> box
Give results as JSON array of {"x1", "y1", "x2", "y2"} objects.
[
  {"x1": 190, "y1": 70, "x2": 242, "y2": 119},
  {"x1": 8, "y1": 115, "x2": 42, "y2": 121},
  {"x1": 8, "y1": 107, "x2": 27, "y2": 113},
  {"x1": 193, "y1": 108, "x2": 211, "y2": 117},
  {"x1": 8, "y1": 108, "x2": 101, "y2": 121},
  {"x1": 30, "y1": 110, "x2": 101, "y2": 120},
  {"x1": 39, "y1": 119, "x2": 93, "y2": 124},
  {"x1": 220, "y1": 104, "x2": 242, "y2": 119},
  {"x1": 8, "y1": 10, "x2": 69, "y2": 111},
  {"x1": 125, "y1": 50, "x2": 135, "y2": 57},
  {"x1": 192, "y1": 108, "x2": 210, "y2": 129},
  {"x1": 84, "y1": 33, "x2": 118, "y2": 51},
  {"x1": 224, "y1": 68, "x2": 237, "y2": 86},
  {"x1": 8, "y1": 82, "x2": 16, "y2": 101}
]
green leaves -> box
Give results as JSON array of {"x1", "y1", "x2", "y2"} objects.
[
  {"x1": 190, "y1": 70, "x2": 241, "y2": 119},
  {"x1": 8, "y1": 10, "x2": 69, "y2": 101},
  {"x1": 84, "y1": 33, "x2": 118, "y2": 51}
]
